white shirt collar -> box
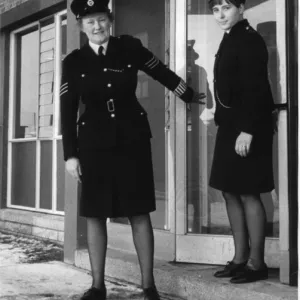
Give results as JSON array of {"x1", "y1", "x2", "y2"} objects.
[{"x1": 89, "y1": 39, "x2": 109, "y2": 55}]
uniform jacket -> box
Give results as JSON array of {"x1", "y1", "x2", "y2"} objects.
[
  {"x1": 213, "y1": 19, "x2": 275, "y2": 134},
  {"x1": 60, "y1": 35, "x2": 194, "y2": 161}
]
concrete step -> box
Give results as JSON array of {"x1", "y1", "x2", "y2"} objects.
[{"x1": 75, "y1": 248, "x2": 297, "y2": 300}]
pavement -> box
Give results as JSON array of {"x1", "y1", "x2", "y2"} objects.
[{"x1": 0, "y1": 231, "x2": 180, "y2": 300}]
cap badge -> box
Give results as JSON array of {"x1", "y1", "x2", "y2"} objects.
[{"x1": 87, "y1": 0, "x2": 94, "y2": 6}]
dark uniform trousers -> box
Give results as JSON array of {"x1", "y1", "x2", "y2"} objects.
[{"x1": 60, "y1": 35, "x2": 195, "y2": 217}]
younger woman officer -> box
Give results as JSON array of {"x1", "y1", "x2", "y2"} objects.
[
  {"x1": 208, "y1": 0, "x2": 275, "y2": 284},
  {"x1": 61, "y1": 0, "x2": 206, "y2": 299}
]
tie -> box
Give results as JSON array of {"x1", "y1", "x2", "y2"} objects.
[{"x1": 98, "y1": 45, "x2": 104, "y2": 57}]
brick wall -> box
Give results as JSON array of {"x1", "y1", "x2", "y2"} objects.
[{"x1": 0, "y1": 0, "x2": 30, "y2": 14}]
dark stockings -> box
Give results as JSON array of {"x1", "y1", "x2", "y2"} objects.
[
  {"x1": 222, "y1": 192, "x2": 249, "y2": 264},
  {"x1": 241, "y1": 193, "x2": 267, "y2": 269},
  {"x1": 86, "y1": 218, "x2": 107, "y2": 289},
  {"x1": 129, "y1": 214, "x2": 155, "y2": 289},
  {"x1": 222, "y1": 192, "x2": 267, "y2": 269},
  {"x1": 86, "y1": 214, "x2": 155, "y2": 290}
]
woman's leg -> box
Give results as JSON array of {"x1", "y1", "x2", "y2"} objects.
[
  {"x1": 86, "y1": 217, "x2": 108, "y2": 289},
  {"x1": 240, "y1": 194, "x2": 267, "y2": 269},
  {"x1": 222, "y1": 192, "x2": 249, "y2": 263},
  {"x1": 129, "y1": 214, "x2": 155, "y2": 289}
]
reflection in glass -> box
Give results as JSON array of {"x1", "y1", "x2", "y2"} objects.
[
  {"x1": 57, "y1": 141, "x2": 65, "y2": 211},
  {"x1": 58, "y1": 16, "x2": 67, "y2": 136},
  {"x1": 186, "y1": 0, "x2": 279, "y2": 237},
  {"x1": 15, "y1": 28, "x2": 39, "y2": 138},
  {"x1": 39, "y1": 18, "x2": 55, "y2": 138},
  {"x1": 40, "y1": 141, "x2": 53, "y2": 210},
  {"x1": 111, "y1": 0, "x2": 168, "y2": 230},
  {"x1": 11, "y1": 142, "x2": 36, "y2": 207}
]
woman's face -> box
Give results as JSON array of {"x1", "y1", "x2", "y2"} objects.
[
  {"x1": 81, "y1": 13, "x2": 112, "y2": 45},
  {"x1": 212, "y1": 0, "x2": 244, "y2": 32}
]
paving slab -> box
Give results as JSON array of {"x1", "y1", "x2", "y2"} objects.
[{"x1": 76, "y1": 248, "x2": 298, "y2": 300}]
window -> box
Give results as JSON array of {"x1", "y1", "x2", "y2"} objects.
[{"x1": 7, "y1": 10, "x2": 67, "y2": 214}]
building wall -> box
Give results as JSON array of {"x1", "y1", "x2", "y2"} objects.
[
  {"x1": 0, "y1": 0, "x2": 30, "y2": 14},
  {"x1": 0, "y1": 0, "x2": 66, "y2": 243}
]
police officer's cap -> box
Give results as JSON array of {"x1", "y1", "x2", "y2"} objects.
[{"x1": 71, "y1": 0, "x2": 110, "y2": 19}]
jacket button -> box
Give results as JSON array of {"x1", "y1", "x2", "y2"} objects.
[
  {"x1": 81, "y1": 74, "x2": 85, "y2": 77},
  {"x1": 104, "y1": 68, "x2": 107, "y2": 72},
  {"x1": 128, "y1": 64, "x2": 131, "y2": 68},
  {"x1": 140, "y1": 112, "x2": 144, "y2": 115},
  {"x1": 107, "y1": 83, "x2": 112, "y2": 87},
  {"x1": 111, "y1": 114, "x2": 115, "y2": 118},
  {"x1": 82, "y1": 122, "x2": 85, "y2": 125}
]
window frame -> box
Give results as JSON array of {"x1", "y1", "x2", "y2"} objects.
[{"x1": 7, "y1": 9, "x2": 67, "y2": 215}]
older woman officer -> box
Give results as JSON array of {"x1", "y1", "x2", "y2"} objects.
[
  {"x1": 60, "y1": 0, "x2": 205, "y2": 299},
  {"x1": 209, "y1": 0, "x2": 275, "y2": 284}
]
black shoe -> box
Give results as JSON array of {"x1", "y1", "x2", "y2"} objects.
[
  {"x1": 143, "y1": 286, "x2": 160, "y2": 300},
  {"x1": 230, "y1": 264, "x2": 268, "y2": 284},
  {"x1": 80, "y1": 286, "x2": 107, "y2": 300},
  {"x1": 214, "y1": 261, "x2": 247, "y2": 278}
]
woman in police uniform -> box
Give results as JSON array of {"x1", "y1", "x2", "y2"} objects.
[
  {"x1": 208, "y1": 0, "x2": 274, "y2": 284},
  {"x1": 61, "y1": 1, "x2": 205, "y2": 299}
]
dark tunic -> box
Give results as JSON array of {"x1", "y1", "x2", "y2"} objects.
[
  {"x1": 209, "y1": 20, "x2": 275, "y2": 194},
  {"x1": 60, "y1": 35, "x2": 195, "y2": 217}
]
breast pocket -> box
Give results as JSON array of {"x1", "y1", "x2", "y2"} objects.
[
  {"x1": 112, "y1": 62, "x2": 138, "y2": 89},
  {"x1": 79, "y1": 72, "x2": 107, "y2": 100}
]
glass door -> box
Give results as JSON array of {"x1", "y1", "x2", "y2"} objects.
[
  {"x1": 106, "y1": 0, "x2": 176, "y2": 260},
  {"x1": 175, "y1": 0, "x2": 288, "y2": 268}
]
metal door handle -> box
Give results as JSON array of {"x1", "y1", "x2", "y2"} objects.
[{"x1": 274, "y1": 103, "x2": 288, "y2": 111}]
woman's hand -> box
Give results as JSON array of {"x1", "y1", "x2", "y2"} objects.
[
  {"x1": 191, "y1": 91, "x2": 206, "y2": 104},
  {"x1": 235, "y1": 132, "x2": 253, "y2": 157},
  {"x1": 66, "y1": 157, "x2": 82, "y2": 182}
]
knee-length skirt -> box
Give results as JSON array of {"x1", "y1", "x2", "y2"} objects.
[
  {"x1": 78, "y1": 139, "x2": 156, "y2": 218},
  {"x1": 209, "y1": 124, "x2": 274, "y2": 194}
]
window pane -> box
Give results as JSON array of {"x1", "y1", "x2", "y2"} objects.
[
  {"x1": 11, "y1": 142, "x2": 36, "y2": 207},
  {"x1": 40, "y1": 141, "x2": 53, "y2": 209},
  {"x1": 15, "y1": 28, "x2": 39, "y2": 138},
  {"x1": 112, "y1": 0, "x2": 167, "y2": 230},
  {"x1": 61, "y1": 16, "x2": 67, "y2": 59},
  {"x1": 58, "y1": 15, "x2": 67, "y2": 136},
  {"x1": 57, "y1": 140, "x2": 65, "y2": 211},
  {"x1": 39, "y1": 18, "x2": 55, "y2": 138}
]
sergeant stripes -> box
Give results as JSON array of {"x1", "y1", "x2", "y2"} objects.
[
  {"x1": 174, "y1": 79, "x2": 187, "y2": 97},
  {"x1": 60, "y1": 82, "x2": 68, "y2": 96},
  {"x1": 145, "y1": 55, "x2": 159, "y2": 70}
]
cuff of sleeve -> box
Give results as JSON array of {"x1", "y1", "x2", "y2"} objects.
[
  {"x1": 64, "y1": 150, "x2": 79, "y2": 162},
  {"x1": 179, "y1": 86, "x2": 194, "y2": 103},
  {"x1": 236, "y1": 121, "x2": 256, "y2": 135}
]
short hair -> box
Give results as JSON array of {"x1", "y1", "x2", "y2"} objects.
[
  {"x1": 208, "y1": 0, "x2": 246, "y2": 10},
  {"x1": 77, "y1": 10, "x2": 114, "y2": 25}
]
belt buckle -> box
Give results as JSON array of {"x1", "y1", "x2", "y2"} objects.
[{"x1": 107, "y1": 99, "x2": 115, "y2": 112}]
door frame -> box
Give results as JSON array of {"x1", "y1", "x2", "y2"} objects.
[
  {"x1": 173, "y1": 0, "x2": 288, "y2": 270},
  {"x1": 283, "y1": 0, "x2": 298, "y2": 286}
]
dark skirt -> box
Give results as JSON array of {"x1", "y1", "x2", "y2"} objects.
[
  {"x1": 78, "y1": 139, "x2": 156, "y2": 218},
  {"x1": 209, "y1": 125, "x2": 274, "y2": 194}
]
